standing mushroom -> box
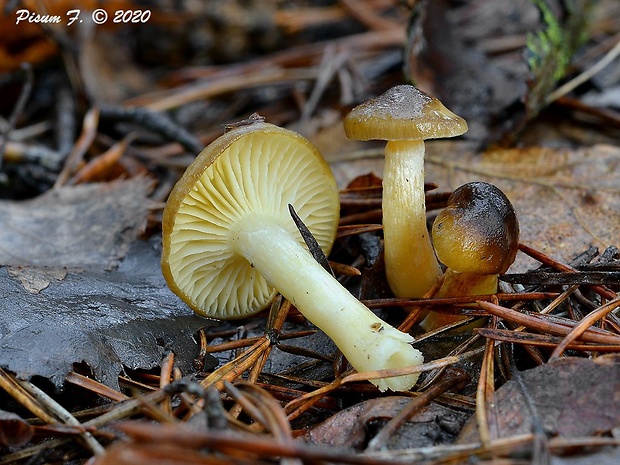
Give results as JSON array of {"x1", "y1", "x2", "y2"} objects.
[
  {"x1": 344, "y1": 85, "x2": 468, "y2": 298},
  {"x1": 419, "y1": 182, "x2": 520, "y2": 331},
  {"x1": 161, "y1": 121, "x2": 423, "y2": 391}
]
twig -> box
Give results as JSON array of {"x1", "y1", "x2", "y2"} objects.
[
  {"x1": 65, "y1": 371, "x2": 129, "y2": 403},
  {"x1": 475, "y1": 327, "x2": 620, "y2": 352},
  {"x1": 546, "y1": 37, "x2": 620, "y2": 104},
  {"x1": 0, "y1": 369, "x2": 56, "y2": 424},
  {"x1": 200, "y1": 337, "x2": 272, "y2": 389},
  {"x1": 285, "y1": 347, "x2": 485, "y2": 421},
  {"x1": 206, "y1": 329, "x2": 316, "y2": 354},
  {"x1": 68, "y1": 133, "x2": 134, "y2": 184},
  {"x1": 337, "y1": 223, "x2": 383, "y2": 237},
  {"x1": 476, "y1": 318, "x2": 498, "y2": 447},
  {"x1": 364, "y1": 292, "x2": 560, "y2": 309},
  {"x1": 416, "y1": 334, "x2": 482, "y2": 390},
  {"x1": 549, "y1": 296, "x2": 620, "y2": 360},
  {"x1": 99, "y1": 104, "x2": 203, "y2": 155},
  {"x1": 518, "y1": 243, "x2": 617, "y2": 300},
  {"x1": 501, "y1": 270, "x2": 620, "y2": 286},
  {"x1": 0, "y1": 63, "x2": 33, "y2": 173},
  {"x1": 15, "y1": 378, "x2": 105, "y2": 456},
  {"x1": 476, "y1": 300, "x2": 620, "y2": 345},
  {"x1": 54, "y1": 107, "x2": 100, "y2": 188},
  {"x1": 365, "y1": 368, "x2": 470, "y2": 451}
]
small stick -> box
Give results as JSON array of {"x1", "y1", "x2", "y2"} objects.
[
  {"x1": 99, "y1": 104, "x2": 203, "y2": 155},
  {"x1": 68, "y1": 134, "x2": 134, "y2": 184},
  {"x1": 475, "y1": 327, "x2": 620, "y2": 352},
  {"x1": 546, "y1": 37, "x2": 620, "y2": 104},
  {"x1": 285, "y1": 347, "x2": 485, "y2": 421},
  {"x1": 476, "y1": 300, "x2": 620, "y2": 345},
  {"x1": 0, "y1": 63, "x2": 33, "y2": 172},
  {"x1": 501, "y1": 270, "x2": 620, "y2": 286},
  {"x1": 16, "y1": 378, "x2": 105, "y2": 456},
  {"x1": 476, "y1": 318, "x2": 498, "y2": 447},
  {"x1": 0, "y1": 369, "x2": 56, "y2": 424},
  {"x1": 518, "y1": 243, "x2": 616, "y2": 300},
  {"x1": 364, "y1": 292, "x2": 560, "y2": 309},
  {"x1": 65, "y1": 371, "x2": 129, "y2": 402},
  {"x1": 159, "y1": 352, "x2": 176, "y2": 416},
  {"x1": 550, "y1": 296, "x2": 620, "y2": 360},
  {"x1": 54, "y1": 107, "x2": 100, "y2": 188},
  {"x1": 337, "y1": 224, "x2": 383, "y2": 237}
]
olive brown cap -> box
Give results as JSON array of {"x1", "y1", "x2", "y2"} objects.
[
  {"x1": 432, "y1": 182, "x2": 520, "y2": 276},
  {"x1": 343, "y1": 85, "x2": 468, "y2": 142}
]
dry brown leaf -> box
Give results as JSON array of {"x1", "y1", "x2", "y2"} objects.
[{"x1": 458, "y1": 356, "x2": 620, "y2": 441}]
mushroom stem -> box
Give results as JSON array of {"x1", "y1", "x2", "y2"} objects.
[
  {"x1": 228, "y1": 214, "x2": 423, "y2": 392},
  {"x1": 383, "y1": 140, "x2": 442, "y2": 298},
  {"x1": 419, "y1": 269, "x2": 498, "y2": 331}
]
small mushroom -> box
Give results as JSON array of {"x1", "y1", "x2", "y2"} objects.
[
  {"x1": 419, "y1": 182, "x2": 519, "y2": 331},
  {"x1": 162, "y1": 121, "x2": 423, "y2": 391},
  {"x1": 343, "y1": 85, "x2": 468, "y2": 298}
]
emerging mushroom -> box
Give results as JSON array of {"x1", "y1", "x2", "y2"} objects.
[
  {"x1": 161, "y1": 121, "x2": 423, "y2": 391},
  {"x1": 419, "y1": 182, "x2": 519, "y2": 331},
  {"x1": 343, "y1": 85, "x2": 468, "y2": 298}
]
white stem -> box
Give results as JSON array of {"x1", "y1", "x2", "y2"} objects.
[
  {"x1": 383, "y1": 140, "x2": 442, "y2": 298},
  {"x1": 228, "y1": 214, "x2": 423, "y2": 392}
]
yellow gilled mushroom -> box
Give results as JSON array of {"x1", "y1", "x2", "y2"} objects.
[
  {"x1": 161, "y1": 121, "x2": 423, "y2": 391},
  {"x1": 420, "y1": 182, "x2": 520, "y2": 331},
  {"x1": 344, "y1": 85, "x2": 468, "y2": 298}
]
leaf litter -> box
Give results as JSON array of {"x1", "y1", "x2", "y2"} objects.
[{"x1": 0, "y1": 0, "x2": 619, "y2": 464}]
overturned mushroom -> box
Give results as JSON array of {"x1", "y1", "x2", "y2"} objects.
[
  {"x1": 161, "y1": 121, "x2": 423, "y2": 391},
  {"x1": 420, "y1": 182, "x2": 519, "y2": 331},
  {"x1": 344, "y1": 85, "x2": 468, "y2": 298}
]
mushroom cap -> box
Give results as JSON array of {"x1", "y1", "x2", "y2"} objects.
[
  {"x1": 343, "y1": 85, "x2": 468, "y2": 142},
  {"x1": 432, "y1": 182, "x2": 519, "y2": 275},
  {"x1": 161, "y1": 122, "x2": 340, "y2": 319}
]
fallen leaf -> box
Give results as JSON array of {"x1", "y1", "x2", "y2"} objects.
[
  {"x1": 6, "y1": 266, "x2": 67, "y2": 294},
  {"x1": 0, "y1": 410, "x2": 34, "y2": 447},
  {"x1": 0, "y1": 237, "x2": 214, "y2": 389},
  {"x1": 0, "y1": 178, "x2": 153, "y2": 270},
  {"x1": 459, "y1": 356, "x2": 620, "y2": 441},
  {"x1": 303, "y1": 396, "x2": 469, "y2": 450}
]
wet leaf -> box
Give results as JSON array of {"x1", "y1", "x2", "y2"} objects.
[
  {"x1": 0, "y1": 410, "x2": 34, "y2": 447},
  {"x1": 459, "y1": 356, "x2": 620, "y2": 441},
  {"x1": 0, "y1": 178, "x2": 153, "y2": 270},
  {"x1": 0, "y1": 237, "x2": 213, "y2": 389}
]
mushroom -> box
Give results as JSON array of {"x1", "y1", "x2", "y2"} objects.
[
  {"x1": 343, "y1": 85, "x2": 468, "y2": 298},
  {"x1": 419, "y1": 182, "x2": 519, "y2": 331},
  {"x1": 161, "y1": 121, "x2": 423, "y2": 391}
]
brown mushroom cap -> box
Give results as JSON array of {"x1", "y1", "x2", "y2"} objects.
[
  {"x1": 161, "y1": 122, "x2": 339, "y2": 319},
  {"x1": 432, "y1": 182, "x2": 519, "y2": 275},
  {"x1": 343, "y1": 85, "x2": 468, "y2": 142}
]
